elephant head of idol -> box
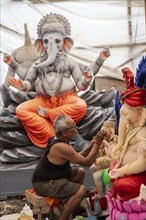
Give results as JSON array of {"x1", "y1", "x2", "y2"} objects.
[
  {"x1": 33, "y1": 13, "x2": 74, "y2": 69},
  {"x1": 111, "y1": 66, "x2": 146, "y2": 160}
]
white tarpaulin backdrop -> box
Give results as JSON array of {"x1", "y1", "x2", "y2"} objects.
[{"x1": 0, "y1": 0, "x2": 146, "y2": 85}]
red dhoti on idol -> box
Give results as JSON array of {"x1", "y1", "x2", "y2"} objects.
[{"x1": 109, "y1": 161, "x2": 146, "y2": 201}]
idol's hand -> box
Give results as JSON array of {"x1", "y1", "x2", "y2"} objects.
[
  {"x1": 38, "y1": 107, "x2": 47, "y2": 117},
  {"x1": 8, "y1": 77, "x2": 26, "y2": 90},
  {"x1": 84, "y1": 68, "x2": 93, "y2": 82},
  {"x1": 99, "y1": 47, "x2": 110, "y2": 61},
  {"x1": 109, "y1": 168, "x2": 123, "y2": 179}
]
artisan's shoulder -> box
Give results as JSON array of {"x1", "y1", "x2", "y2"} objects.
[{"x1": 53, "y1": 141, "x2": 72, "y2": 151}]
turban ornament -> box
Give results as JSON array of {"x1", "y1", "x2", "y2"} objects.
[{"x1": 121, "y1": 57, "x2": 146, "y2": 107}]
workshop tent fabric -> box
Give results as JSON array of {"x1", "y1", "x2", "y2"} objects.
[{"x1": 0, "y1": 0, "x2": 145, "y2": 84}]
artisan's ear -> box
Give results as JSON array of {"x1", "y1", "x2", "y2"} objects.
[
  {"x1": 34, "y1": 38, "x2": 45, "y2": 55},
  {"x1": 62, "y1": 36, "x2": 74, "y2": 55},
  {"x1": 62, "y1": 130, "x2": 68, "y2": 139}
]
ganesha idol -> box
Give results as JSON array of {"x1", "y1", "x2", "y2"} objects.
[
  {"x1": 4, "y1": 13, "x2": 110, "y2": 149},
  {"x1": 106, "y1": 57, "x2": 146, "y2": 220}
]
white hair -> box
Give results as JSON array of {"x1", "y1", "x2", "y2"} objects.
[{"x1": 53, "y1": 115, "x2": 70, "y2": 137}]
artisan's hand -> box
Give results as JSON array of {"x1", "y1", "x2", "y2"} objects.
[
  {"x1": 8, "y1": 77, "x2": 26, "y2": 90},
  {"x1": 109, "y1": 168, "x2": 123, "y2": 179},
  {"x1": 99, "y1": 47, "x2": 110, "y2": 61},
  {"x1": 38, "y1": 107, "x2": 47, "y2": 117},
  {"x1": 94, "y1": 130, "x2": 105, "y2": 145},
  {"x1": 84, "y1": 68, "x2": 93, "y2": 82}
]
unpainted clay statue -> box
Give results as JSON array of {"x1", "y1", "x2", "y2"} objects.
[
  {"x1": 90, "y1": 116, "x2": 117, "y2": 198},
  {"x1": 4, "y1": 23, "x2": 40, "y2": 87},
  {"x1": 1, "y1": 23, "x2": 39, "y2": 109},
  {"x1": 4, "y1": 13, "x2": 110, "y2": 148},
  {"x1": 138, "y1": 184, "x2": 146, "y2": 205},
  {"x1": 105, "y1": 58, "x2": 146, "y2": 220},
  {"x1": 108, "y1": 66, "x2": 146, "y2": 201}
]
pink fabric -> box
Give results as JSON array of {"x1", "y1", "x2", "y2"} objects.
[
  {"x1": 106, "y1": 192, "x2": 146, "y2": 220},
  {"x1": 123, "y1": 201, "x2": 132, "y2": 213}
]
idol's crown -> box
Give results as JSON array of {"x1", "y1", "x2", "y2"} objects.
[{"x1": 37, "y1": 13, "x2": 71, "y2": 37}]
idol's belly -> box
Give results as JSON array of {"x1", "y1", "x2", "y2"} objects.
[
  {"x1": 35, "y1": 76, "x2": 76, "y2": 97},
  {"x1": 122, "y1": 150, "x2": 138, "y2": 166}
]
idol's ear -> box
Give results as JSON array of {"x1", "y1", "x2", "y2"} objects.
[
  {"x1": 62, "y1": 36, "x2": 74, "y2": 55},
  {"x1": 138, "y1": 107, "x2": 146, "y2": 127},
  {"x1": 34, "y1": 38, "x2": 45, "y2": 55}
]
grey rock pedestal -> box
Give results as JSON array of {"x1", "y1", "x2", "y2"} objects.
[{"x1": 0, "y1": 161, "x2": 94, "y2": 198}]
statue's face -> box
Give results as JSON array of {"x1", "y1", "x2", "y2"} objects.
[
  {"x1": 42, "y1": 33, "x2": 63, "y2": 51},
  {"x1": 102, "y1": 125, "x2": 115, "y2": 142},
  {"x1": 121, "y1": 103, "x2": 141, "y2": 125}
]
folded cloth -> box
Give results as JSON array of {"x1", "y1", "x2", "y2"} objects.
[{"x1": 26, "y1": 189, "x2": 61, "y2": 207}]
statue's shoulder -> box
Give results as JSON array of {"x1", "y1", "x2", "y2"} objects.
[
  {"x1": 66, "y1": 56, "x2": 87, "y2": 71},
  {"x1": 66, "y1": 56, "x2": 76, "y2": 63},
  {"x1": 136, "y1": 126, "x2": 146, "y2": 139},
  {"x1": 141, "y1": 125, "x2": 146, "y2": 135},
  {"x1": 65, "y1": 56, "x2": 79, "y2": 68}
]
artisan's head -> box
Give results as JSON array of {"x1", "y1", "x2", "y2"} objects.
[{"x1": 53, "y1": 115, "x2": 78, "y2": 141}]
